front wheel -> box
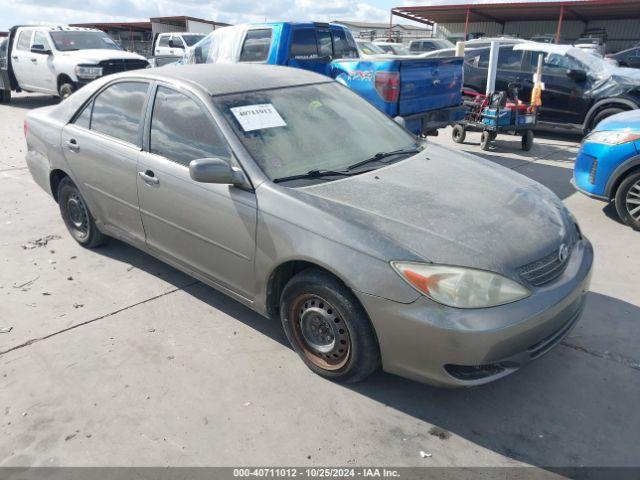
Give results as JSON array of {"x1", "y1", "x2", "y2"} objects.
[
  {"x1": 521, "y1": 130, "x2": 534, "y2": 151},
  {"x1": 280, "y1": 269, "x2": 380, "y2": 383},
  {"x1": 57, "y1": 177, "x2": 107, "y2": 247},
  {"x1": 615, "y1": 171, "x2": 640, "y2": 231}
]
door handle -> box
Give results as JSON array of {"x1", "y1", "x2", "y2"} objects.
[
  {"x1": 65, "y1": 139, "x2": 79, "y2": 152},
  {"x1": 30, "y1": 58, "x2": 37, "y2": 63},
  {"x1": 11, "y1": 55, "x2": 18, "y2": 60},
  {"x1": 138, "y1": 170, "x2": 159, "y2": 185}
]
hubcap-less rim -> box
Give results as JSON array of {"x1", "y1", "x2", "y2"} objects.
[
  {"x1": 626, "y1": 180, "x2": 640, "y2": 222},
  {"x1": 289, "y1": 294, "x2": 351, "y2": 371},
  {"x1": 66, "y1": 191, "x2": 89, "y2": 238}
]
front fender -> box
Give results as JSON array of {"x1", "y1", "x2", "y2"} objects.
[
  {"x1": 583, "y1": 97, "x2": 640, "y2": 131},
  {"x1": 605, "y1": 153, "x2": 640, "y2": 198}
]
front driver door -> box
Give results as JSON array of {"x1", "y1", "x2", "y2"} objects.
[
  {"x1": 61, "y1": 80, "x2": 150, "y2": 245},
  {"x1": 137, "y1": 84, "x2": 257, "y2": 299}
]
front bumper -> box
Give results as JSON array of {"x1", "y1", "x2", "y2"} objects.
[
  {"x1": 357, "y1": 238, "x2": 594, "y2": 387},
  {"x1": 403, "y1": 105, "x2": 466, "y2": 135}
]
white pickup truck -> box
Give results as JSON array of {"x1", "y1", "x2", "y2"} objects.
[
  {"x1": 0, "y1": 25, "x2": 149, "y2": 103},
  {"x1": 153, "y1": 32, "x2": 206, "y2": 57}
]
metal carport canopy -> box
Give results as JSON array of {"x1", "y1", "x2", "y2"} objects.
[{"x1": 392, "y1": 0, "x2": 640, "y2": 26}]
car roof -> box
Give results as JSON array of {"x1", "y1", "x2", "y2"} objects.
[
  {"x1": 121, "y1": 64, "x2": 333, "y2": 96},
  {"x1": 513, "y1": 42, "x2": 574, "y2": 55},
  {"x1": 20, "y1": 25, "x2": 101, "y2": 32}
]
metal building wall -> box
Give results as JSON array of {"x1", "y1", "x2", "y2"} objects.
[
  {"x1": 186, "y1": 19, "x2": 215, "y2": 34},
  {"x1": 151, "y1": 22, "x2": 184, "y2": 35}
]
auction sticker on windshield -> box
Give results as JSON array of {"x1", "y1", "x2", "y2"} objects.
[{"x1": 230, "y1": 104, "x2": 287, "y2": 132}]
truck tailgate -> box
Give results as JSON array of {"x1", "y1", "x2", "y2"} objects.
[{"x1": 398, "y1": 57, "x2": 463, "y2": 117}]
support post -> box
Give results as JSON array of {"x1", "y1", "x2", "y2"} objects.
[
  {"x1": 555, "y1": 5, "x2": 565, "y2": 44},
  {"x1": 389, "y1": 10, "x2": 393, "y2": 41},
  {"x1": 486, "y1": 41, "x2": 499, "y2": 95},
  {"x1": 464, "y1": 8, "x2": 470, "y2": 40}
]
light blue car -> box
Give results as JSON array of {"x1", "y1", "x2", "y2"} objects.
[{"x1": 573, "y1": 110, "x2": 640, "y2": 230}]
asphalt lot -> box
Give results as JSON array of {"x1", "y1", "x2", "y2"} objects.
[{"x1": 1, "y1": 92, "x2": 639, "y2": 469}]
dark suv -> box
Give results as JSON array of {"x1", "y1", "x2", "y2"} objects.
[
  {"x1": 462, "y1": 43, "x2": 640, "y2": 133},
  {"x1": 608, "y1": 44, "x2": 640, "y2": 68}
]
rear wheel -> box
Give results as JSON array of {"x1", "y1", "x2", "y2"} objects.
[
  {"x1": 615, "y1": 171, "x2": 640, "y2": 231},
  {"x1": 280, "y1": 269, "x2": 380, "y2": 383},
  {"x1": 480, "y1": 130, "x2": 491, "y2": 150},
  {"x1": 521, "y1": 130, "x2": 534, "y2": 151},
  {"x1": 452, "y1": 124, "x2": 466, "y2": 143},
  {"x1": 57, "y1": 177, "x2": 107, "y2": 247},
  {"x1": 58, "y1": 82, "x2": 76, "y2": 100},
  {"x1": 589, "y1": 107, "x2": 625, "y2": 132}
]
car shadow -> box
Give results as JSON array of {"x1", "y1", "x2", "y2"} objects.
[
  {"x1": 93, "y1": 240, "x2": 640, "y2": 468},
  {"x1": 5, "y1": 94, "x2": 59, "y2": 110}
]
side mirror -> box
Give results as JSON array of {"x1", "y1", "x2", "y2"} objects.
[
  {"x1": 567, "y1": 69, "x2": 587, "y2": 82},
  {"x1": 194, "y1": 46, "x2": 204, "y2": 64},
  {"x1": 31, "y1": 45, "x2": 51, "y2": 55},
  {"x1": 189, "y1": 158, "x2": 247, "y2": 186}
]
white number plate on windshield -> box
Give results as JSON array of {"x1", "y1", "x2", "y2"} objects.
[{"x1": 230, "y1": 104, "x2": 287, "y2": 132}]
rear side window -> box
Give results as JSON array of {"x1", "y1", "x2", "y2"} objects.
[
  {"x1": 90, "y1": 82, "x2": 149, "y2": 145},
  {"x1": 332, "y1": 29, "x2": 358, "y2": 59},
  {"x1": 171, "y1": 35, "x2": 184, "y2": 48},
  {"x1": 317, "y1": 30, "x2": 333, "y2": 57},
  {"x1": 16, "y1": 30, "x2": 33, "y2": 51},
  {"x1": 158, "y1": 35, "x2": 169, "y2": 47},
  {"x1": 291, "y1": 28, "x2": 318, "y2": 59},
  {"x1": 149, "y1": 86, "x2": 230, "y2": 166},
  {"x1": 239, "y1": 29, "x2": 272, "y2": 62}
]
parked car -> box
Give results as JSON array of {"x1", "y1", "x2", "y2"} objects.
[
  {"x1": 0, "y1": 25, "x2": 148, "y2": 103},
  {"x1": 573, "y1": 110, "x2": 640, "y2": 230},
  {"x1": 153, "y1": 32, "x2": 206, "y2": 57},
  {"x1": 373, "y1": 42, "x2": 412, "y2": 56},
  {"x1": 24, "y1": 63, "x2": 592, "y2": 386},
  {"x1": 408, "y1": 38, "x2": 454, "y2": 54},
  {"x1": 185, "y1": 23, "x2": 465, "y2": 136},
  {"x1": 607, "y1": 44, "x2": 640, "y2": 68},
  {"x1": 462, "y1": 42, "x2": 640, "y2": 133},
  {"x1": 355, "y1": 39, "x2": 390, "y2": 57}
]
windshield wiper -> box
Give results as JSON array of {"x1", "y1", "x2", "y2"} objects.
[
  {"x1": 273, "y1": 169, "x2": 360, "y2": 184},
  {"x1": 346, "y1": 147, "x2": 423, "y2": 171}
]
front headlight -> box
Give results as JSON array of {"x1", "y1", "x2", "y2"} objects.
[
  {"x1": 75, "y1": 65, "x2": 103, "y2": 79},
  {"x1": 585, "y1": 130, "x2": 640, "y2": 145},
  {"x1": 391, "y1": 262, "x2": 530, "y2": 309}
]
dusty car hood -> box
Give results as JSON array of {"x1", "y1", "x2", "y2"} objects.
[
  {"x1": 59, "y1": 49, "x2": 147, "y2": 63},
  {"x1": 297, "y1": 143, "x2": 575, "y2": 278}
]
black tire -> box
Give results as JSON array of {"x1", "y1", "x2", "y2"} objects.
[
  {"x1": 614, "y1": 171, "x2": 640, "y2": 231},
  {"x1": 521, "y1": 130, "x2": 534, "y2": 151},
  {"x1": 58, "y1": 82, "x2": 76, "y2": 100},
  {"x1": 480, "y1": 130, "x2": 491, "y2": 151},
  {"x1": 0, "y1": 89, "x2": 11, "y2": 104},
  {"x1": 57, "y1": 177, "x2": 107, "y2": 248},
  {"x1": 589, "y1": 107, "x2": 625, "y2": 132},
  {"x1": 452, "y1": 124, "x2": 466, "y2": 143},
  {"x1": 280, "y1": 268, "x2": 380, "y2": 383},
  {"x1": 489, "y1": 131, "x2": 498, "y2": 141}
]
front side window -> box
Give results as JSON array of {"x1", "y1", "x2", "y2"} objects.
[
  {"x1": 50, "y1": 31, "x2": 120, "y2": 51},
  {"x1": 530, "y1": 51, "x2": 582, "y2": 73},
  {"x1": 290, "y1": 28, "x2": 318, "y2": 59},
  {"x1": 215, "y1": 82, "x2": 417, "y2": 183},
  {"x1": 150, "y1": 86, "x2": 230, "y2": 167},
  {"x1": 239, "y1": 29, "x2": 272, "y2": 62},
  {"x1": 32, "y1": 32, "x2": 51, "y2": 50},
  {"x1": 498, "y1": 47, "x2": 524, "y2": 70},
  {"x1": 182, "y1": 34, "x2": 204, "y2": 46},
  {"x1": 90, "y1": 82, "x2": 149, "y2": 145},
  {"x1": 16, "y1": 30, "x2": 33, "y2": 51}
]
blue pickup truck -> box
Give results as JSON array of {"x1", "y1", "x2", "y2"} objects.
[{"x1": 184, "y1": 22, "x2": 464, "y2": 135}]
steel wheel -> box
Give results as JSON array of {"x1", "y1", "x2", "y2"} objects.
[
  {"x1": 65, "y1": 191, "x2": 90, "y2": 240},
  {"x1": 57, "y1": 176, "x2": 107, "y2": 247},
  {"x1": 288, "y1": 294, "x2": 351, "y2": 371}
]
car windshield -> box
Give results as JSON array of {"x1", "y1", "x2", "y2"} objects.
[
  {"x1": 214, "y1": 82, "x2": 419, "y2": 184},
  {"x1": 50, "y1": 31, "x2": 120, "y2": 51},
  {"x1": 182, "y1": 34, "x2": 204, "y2": 46},
  {"x1": 433, "y1": 39, "x2": 455, "y2": 49}
]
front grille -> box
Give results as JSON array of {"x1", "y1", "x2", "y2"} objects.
[
  {"x1": 518, "y1": 240, "x2": 574, "y2": 287},
  {"x1": 99, "y1": 59, "x2": 149, "y2": 76},
  {"x1": 589, "y1": 158, "x2": 598, "y2": 184}
]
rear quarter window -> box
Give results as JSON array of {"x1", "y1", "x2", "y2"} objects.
[{"x1": 158, "y1": 35, "x2": 170, "y2": 47}]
